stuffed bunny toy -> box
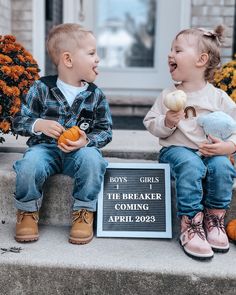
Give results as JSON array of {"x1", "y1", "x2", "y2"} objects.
[
  {"x1": 197, "y1": 111, "x2": 236, "y2": 175},
  {"x1": 197, "y1": 111, "x2": 236, "y2": 141}
]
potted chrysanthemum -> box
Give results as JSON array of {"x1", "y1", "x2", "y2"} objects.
[
  {"x1": 0, "y1": 35, "x2": 40, "y2": 143},
  {"x1": 214, "y1": 56, "x2": 236, "y2": 102}
]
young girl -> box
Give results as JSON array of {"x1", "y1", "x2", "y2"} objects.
[{"x1": 144, "y1": 25, "x2": 236, "y2": 260}]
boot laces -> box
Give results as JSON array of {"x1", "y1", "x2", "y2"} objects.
[
  {"x1": 17, "y1": 211, "x2": 39, "y2": 223},
  {"x1": 206, "y1": 213, "x2": 225, "y2": 233},
  {"x1": 72, "y1": 209, "x2": 90, "y2": 224},
  {"x1": 186, "y1": 219, "x2": 206, "y2": 240}
]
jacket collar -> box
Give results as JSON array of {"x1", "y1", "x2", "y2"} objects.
[{"x1": 39, "y1": 75, "x2": 97, "y2": 92}]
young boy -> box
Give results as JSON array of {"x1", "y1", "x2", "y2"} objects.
[{"x1": 12, "y1": 23, "x2": 112, "y2": 245}]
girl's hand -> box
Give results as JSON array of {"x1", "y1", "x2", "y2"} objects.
[
  {"x1": 164, "y1": 109, "x2": 185, "y2": 129},
  {"x1": 58, "y1": 129, "x2": 89, "y2": 153},
  {"x1": 198, "y1": 135, "x2": 236, "y2": 156},
  {"x1": 34, "y1": 119, "x2": 65, "y2": 139}
]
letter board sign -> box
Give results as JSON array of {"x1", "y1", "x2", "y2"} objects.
[{"x1": 97, "y1": 162, "x2": 172, "y2": 238}]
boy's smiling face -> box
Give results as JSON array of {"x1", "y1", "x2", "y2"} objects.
[{"x1": 69, "y1": 33, "x2": 100, "y2": 86}]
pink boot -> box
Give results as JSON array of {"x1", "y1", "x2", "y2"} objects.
[
  {"x1": 180, "y1": 212, "x2": 214, "y2": 260},
  {"x1": 204, "y1": 208, "x2": 229, "y2": 253}
]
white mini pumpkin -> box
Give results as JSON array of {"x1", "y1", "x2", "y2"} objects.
[{"x1": 164, "y1": 90, "x2": 187, "y2": 111}]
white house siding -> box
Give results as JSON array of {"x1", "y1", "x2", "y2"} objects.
[
  {"x1": 0, "y1": 0, "x2": 11, "y2": 34},
  {"x1": 11, "y1": 0, "x2": 32, "y2": 52},
  {"x1": 191, "y1": 0, "x2": 235, "y2": 63}
]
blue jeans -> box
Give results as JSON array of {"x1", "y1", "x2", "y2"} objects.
[
  {"x1": 13, "y1": 143, "x2": 108, "y2": 212},
  {"x1": 159, "y1": 146, "x2": 236, "y2": 218}
]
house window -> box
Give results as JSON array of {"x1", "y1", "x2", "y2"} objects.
[
  {"x1": 33, "y1": 0, "x2": 190, "y2": 89},
  {"x1": 63, "y1": 0, "x2": 191, "y2": 94},
  {"x1": 97, "y1": 0, "x2": 156, "y2": 69}
]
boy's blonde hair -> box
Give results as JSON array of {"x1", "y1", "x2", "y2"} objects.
[
  {"x1": 176, "y1": 25, "x2": 225, "y2": 81},
  {"x1": 46, "y1": 23, "x2": 92, "y2": 66}
]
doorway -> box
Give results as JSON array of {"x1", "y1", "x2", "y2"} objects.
[{"x1": 45, "y1": 0, "x2": 63, "y2": 75}]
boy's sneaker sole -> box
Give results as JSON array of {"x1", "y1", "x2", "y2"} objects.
[
  {"x1": 69, "y1": 233, "x2": 93, "y2": 245},
  {"x1": 15, "y1": 235, "x2": 39, "y2": 243}
]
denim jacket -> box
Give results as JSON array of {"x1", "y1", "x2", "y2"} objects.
[{"x1": 13, "y1": 75, "x2": 112, "y2": 148}]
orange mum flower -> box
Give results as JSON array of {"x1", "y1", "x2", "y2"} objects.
[
  {"x1": 0, "y1": 120, "x2": 11, "y2": 133},
  {"x1": 214, "y1": 56, "x2": 236, "y2": 102},
  {"x1": 2, "y1": 85, "x2": 13, "y2": 96},
  {"x1": 18, "y1": 80, "x2": 29, "y2": 89},
  {"x1": 1, "y1": 65, "x2": 11, "y2": 75},
  {"x1": 27, "y1": 67, "x2": 39, "y2": 74},
  {"x1": 13, "y1": 97, "x2": 21, "y2": 107},
  {"x1": 4, "y1": 35, "x2": 16, "y2": 43},
  {"x1": 10, "y1": 105, "x2": 20, "y2": 115},
  {"x1": 0, "y1": 53, "x2": 12, "y2": 63},
  {"x1": 3, "y1": 43, "x2": 16, "y2": 53},
  {"x1": 0, "y1": 80, "x2": 6, "y2": 88},
  {"x1": 17, "y1": 54, "x2": 25, "y2": 63},
  {"x1": 11, "y1": 86, "x2": 20, "y2": 96}
]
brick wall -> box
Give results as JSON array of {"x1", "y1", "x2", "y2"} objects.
[
  {"x1": 0, "y1": 0, "x2": 11, "y2": 34},
  {"x1": 191, "y1": 0, "x2": 235, "y2": 63},
  {"x1": 11, "y1": 0, "x2": 32, "y2": 52}
]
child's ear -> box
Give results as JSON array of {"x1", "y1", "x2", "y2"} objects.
[
  {"x1": 62, "y1": 52, "x2": 73, "y2": 68},
  {"x1": 196, "y1": 53, "x2": 209, "y2": 67}
]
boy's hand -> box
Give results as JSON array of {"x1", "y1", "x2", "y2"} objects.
[
  {"x1": 164, "y1": 110, "x2": 185, "y2": 129},
  {"x1": 198, "y1": 135, "x2": 236, "y2": 156},
  {"x1": 34, "y1": 119, "x2": 65, "y2": 139},
  {"x1": 58, "y1": 129, "x2": 89, "y2": 153}
]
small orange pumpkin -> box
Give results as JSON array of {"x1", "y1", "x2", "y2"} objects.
[
  {"x1": 226, "y1": 219, "x2": 236, "y2": 241},
  {"x1": 58, "y1": 126, "x2": 80, "y2": 145}
]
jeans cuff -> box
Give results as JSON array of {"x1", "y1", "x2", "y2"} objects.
[
  {"x1": 72, "y1": 199, "x2": 97, "y2": 212},
  {"x1": 14, "y1": 196, "x2": 42, "y2": 212}
]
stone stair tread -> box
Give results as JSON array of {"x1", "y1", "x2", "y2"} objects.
[
  {"x1": 1, "y1": 222, "x2": 236, "y2": 276},
  {"x1": 0, "y1": 130, "x2": 160, "y2": 159},
  {"x1": 1, "y1": 150, "x2": 236, "y2": 293}
]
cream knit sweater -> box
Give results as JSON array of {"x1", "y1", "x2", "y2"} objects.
[{"x1": 144, "y1": 83, "x2": 236, "y2": 150}]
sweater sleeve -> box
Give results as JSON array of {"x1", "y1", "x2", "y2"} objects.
[{"x1": 143, "y1": 90, "x2": 177, "y2": 138}]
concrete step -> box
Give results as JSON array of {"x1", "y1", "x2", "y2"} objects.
[
  {"x1": 1, "y1": 129, "x2": 236, "y2": 294},
  {"x1": 0, "y1": 130, "x2": 160, "y2": 160},
  {"x1": 108, "y1": 94, "x2": 156, "y2": 117},
  {"x1": 1, "y1": 222, "x2": 236, "y2": 295}
]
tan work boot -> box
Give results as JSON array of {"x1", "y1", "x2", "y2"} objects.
[
  {"x1": 204, "y1": 208, "x2": 229, "y2": 253},
  {"x1": 15, "y1": 210, "x2": 39, "y2": 242},
  {"x1": 69, "y1": 209, "x2": 94, "y2": 244},
  {"x1": 180, "y1": 212, "x2": 214, "y2": 260}
]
